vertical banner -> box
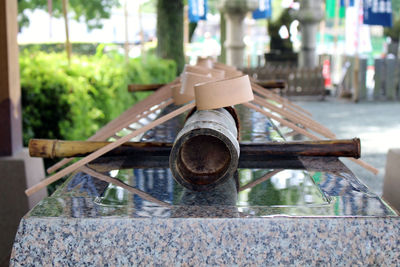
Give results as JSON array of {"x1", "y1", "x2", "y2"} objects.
[
  {"x1": 252, "y1": 0, "x2": 272, "y2": 19},
  {"x1": 363, "y1": 0, "x2": 393, "y2": 27},
  {"x1": 326, "y1": 0, "x2": 346, "y2": 19},
  {"x1": 188, "y1": 0, "x2": 207, "y2": 23},
  {"x1": 345, "y1": 0, "x2": 372, "y2": 55}
]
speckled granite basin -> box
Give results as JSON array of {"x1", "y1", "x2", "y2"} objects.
[{"x1": 10, "y1": 105, "x2": 399, "y2": 266}]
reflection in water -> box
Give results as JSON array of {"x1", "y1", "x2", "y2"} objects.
[
  {"x1": 38, "y1": 105, "x2": 396, "y2": 218},
  {"x1": 133, "y1": 168, "x2": 174, "y2": 205},
  {"x1": 60, "y1": 165, "x2": 392, "y2": 217},
  {"x1": 314, "y1": 171, "x2": 372, "y2": 196},
  {"x1": 179, "y1": 174, "x2": 238, "y2": 206},
  {"x1": 34, "y1": 165, "x2": 396, "y2": 218},
  {"x1": 238, "y1": 169, "x2": 329, "y2": 207},
  {"x1": 131, "y1": 168, "x2": 175, "y2": 218},
  {"x1": 65, "y1": 172, "x2": 107, "y2": 197},
  {"x1": 172, "y1": 175, "x2": 240, "y2": 218},
  {"x1": 237, "y1": 105, "x2": 284, "y2": 143}
]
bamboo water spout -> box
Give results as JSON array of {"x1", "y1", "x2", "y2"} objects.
[{"x1": 169, "y1": 108, "x2": 240, "y2": 191}]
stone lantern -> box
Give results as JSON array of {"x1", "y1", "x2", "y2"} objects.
[
  {"x1": 219, "y1": 0, "x2": 258, "y2": 68},
  {"x1": 292, "y1": 0, "x2": 324, "y2": 68}
]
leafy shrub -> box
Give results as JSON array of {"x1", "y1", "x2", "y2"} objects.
[
  {"x1": 20, "y1": 48, "x2": 176, "y2": 146},
  {"x1": 127, "y1": 55, "x2": 177, "y2": 84},
  {"x1": 19, "y1": 43, "x2": 101, "y2": 55}
]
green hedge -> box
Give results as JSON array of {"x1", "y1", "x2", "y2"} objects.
[
  {"x1": 20, "y1": 48, "x2": 176, "y2": 146},
  {"x1": 19, "y1": 43, "x2": 100, "y2": 55}
]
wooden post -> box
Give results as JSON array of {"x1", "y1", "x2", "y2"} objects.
[
  {"x1": 220, "y1": 12, "x2": 227, "y2": 64},
  {"x1": 124, "y1": 0, "x2": 129, "y2": 63},
  {"x1": 358, "y1": 57, "x2": 367, "y2": 100},
  {"x1": 0, "y1": 0, "x2": 22, "y2": 156},
  {"x1": 352, "y1": 56, "x2": 360, "y2": 102},
  {"x1": 385, "y1": 57, "x2": 397, "y2": 100},
  {"x1": 184, "y1": 5, "x2": 189, "y2": 56},
  {"x1": 0, "y1": 1, "x2": 46, "y2": 264},
  {"x1": 62, "y1": 0, "x2": 71, "y2": 64},
  {"x1": 138, "y1": 1, "x2": 145, "y2": 57},
  {"x1": 373, "y1": 58, "x2": 383, "y2": 100}
]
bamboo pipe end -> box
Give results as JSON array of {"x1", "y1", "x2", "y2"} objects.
[
  {"x1": 170, "y1": 132, "x2": 239, "y2": 191},
  {"x1": 29, "y1": 139, "x2": 56, "y2": 158},
  {"x1": 354, "y1": 138, "x2": 361, "y2": 159}
]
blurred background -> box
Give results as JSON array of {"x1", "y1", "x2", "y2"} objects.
[
  {"x1": 1, "y1": 0, "x2": 400, "y2": 264},
  {"x1": 14, "y1": 0, "x2": 400, "y2": 193}
]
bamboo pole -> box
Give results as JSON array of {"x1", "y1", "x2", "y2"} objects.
[
  {"x1": 29, "y1": 138, "x2": 361, "y2": 159},
  {"x1": 46, "y1": 82, "x2": 176, "y2": 173},
  {"x1": 30, "y1": 140, "x2": 172, "y2": 158},
  {"x1": 26, "y1": 102, "x2": 196, "y2": 196}
]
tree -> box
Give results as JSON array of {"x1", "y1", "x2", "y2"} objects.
[
  {"x1": 156, "y1": 0, "x2": 184, "y2": 74},
  {"x1": 17, "y1": 0, "x2": 119, "y2": 30},
  {"x1": 268, "y1": 8, "x2": 294, "y2": 53},
  {"x1": 384, "y1": 0, "x2": 400, "y2": 43}
]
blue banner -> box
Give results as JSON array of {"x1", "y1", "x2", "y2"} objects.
[
  {"x1": 188, "y1": 0, "x2": 207, "y2": 23},
  {"x1": 363, "y1": 0, "x2": 393, "y2": 27},
  {"x1": 252, "y1": 0, "x2": 272, "y2": 19},
  {"x1": 340, "y1": 0, "x2": 355, "y2": 7}
]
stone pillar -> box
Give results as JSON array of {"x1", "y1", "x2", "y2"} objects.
[
  {"x1": 293, "y1": 0, "x2": 324, "y2": 68},
  {"x1": 373, "y1": 58, "x2": 384, "y2": 99},
  {"x1": 0, "y1": 0, "x2": 46, "y2": 265},
  {"x1": 0, "y1": 0, "x2": 22, "y2": 156},
  {"x1": 383, "y1": 149, "x2": 400, "y2": 212},
  {"x1": 385, "y1": 57, "x2": 397, "y2": 100},
  {"x1": 358, "y1": 57, "x2": 368, "y2": 100},
  {"x1": 218, "y1": 0, "x2": 257, "y2": 68}
]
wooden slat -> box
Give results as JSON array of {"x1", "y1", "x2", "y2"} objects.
[
  {"x1": 243, "y1": 102, "x2": 320, "y2": 140},
  {"x1": 252, "y1": 82, "x2": 313, "y2": 118},
  {"x1": 243, "y1": 102, "x2": 378, "y2": 175},
  {"x1": 256, "y1": 79, "x2": 286, "y2": 89},
  {"x1": 253, "y1": 95, "x2": 335, "y2": 138},
  {"x1": 81, "y1": 166, "x2": 171, "y2": 207},
  {"x1": 46, "y1": 85, "x2": 175, "y2": 174},
  {"x1": 26, "y1": 102, "x2": 196, "y2": 196},
  {"x1": 128, "y1": 83, "x2": 166, "y2": 92}
]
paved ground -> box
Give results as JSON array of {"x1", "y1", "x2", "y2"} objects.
[{"x1": 293, "y1": 98, "x2": 400, "y2": 196}]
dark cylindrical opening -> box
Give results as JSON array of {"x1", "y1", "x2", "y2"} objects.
[
  {"x1": 170, "y1": 108, "x2": 240, "y2": 191},
  {"x1": 177, "y1": 135, "x2": 231, "y2": 186}
]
